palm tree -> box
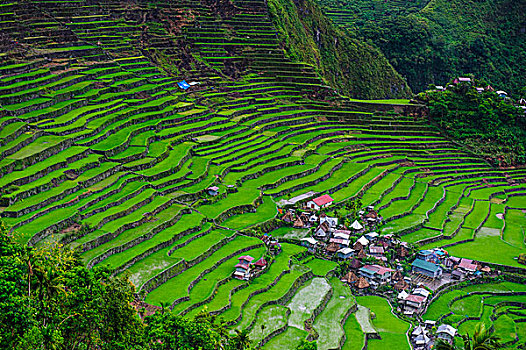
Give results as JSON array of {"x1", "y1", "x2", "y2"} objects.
[
  {"x1": 194, "y1": 307, "x2": 217, "y2": 324},
  {"x1": 435, "y1": 323, "x2": 501, "y2": 350},
  {"x1": 159, "y1": 301, "x2": 171, "y2": 315},
  {"x1": 464, "y1": 323, "x2": 501, "y2": 350},
  {"x1": 33, "y1": 265, "x2": 65, "y2": 303},
  {"x1": 232, "y1": 329, "x2": 251, "y2": 350}
]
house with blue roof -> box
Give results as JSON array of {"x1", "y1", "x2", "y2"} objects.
[
  {"x1": 412, "y1": 258, "x2": 443, "y2": 279},
  {"x1": 417, "y1": 250, "x2": 434, "y2": 261}
]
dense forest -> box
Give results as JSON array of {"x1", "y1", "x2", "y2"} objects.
[
  {"x1": 316, "y1": 0, "x2": 526, "y2": 96},
  {"x1": 0, "y1": 222, "x2": 256, "y2": 350},
  {"x1": 417, "y1": 81, "x2": 526, "y2": 166}
]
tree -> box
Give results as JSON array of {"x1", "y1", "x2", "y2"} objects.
[
  {"x1": 1, "y1": 220, "x2": 257, "y2": 350},
  {"x1": 435, "y1": 322, "x2": 501, "y2": 350},
  {"x1": 159, "y1": 301, "x2": 171, "y2": 315},
  {"x1": 420, "y1": 82, "x2": 526, "y2": 166},
  {"x1": 145, "y1": 312, "x2": 222, "y2": 350},
  {"x1": 1, "y1": 221, "x2": 144, "y2": 350},
  {"x1": 0, "y1": 221, "x2": 31, "y2": 348},
  {"x1": 296, "y1": 339, "x2": 317, "y2": 350},
  {"x1": 232, "y1": 329, "x2": 251, "y2": 350},
  {"x1": 463, "y1": 323, "x2": 501, "y2": 350}
]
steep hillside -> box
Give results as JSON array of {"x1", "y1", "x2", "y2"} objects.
[
  {"x1": 317, "y1": 0, "x2": 526, "y2": 95},
  {"x1": 266, "y1": 0, "x2": 411, "y2": 99},
  {"x1": 418, "y1": 82, "x2": 526, "y2": 166}
]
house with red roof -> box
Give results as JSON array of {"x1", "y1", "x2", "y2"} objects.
[
  {"x1": 458, "y1": 258, "x2": 478, "y2": 273},
  {"x1": 369, "y1": 245, "x2": 385, "y2": 256},
  {"x1": 306, "y1": 194, "x2": 334, "y2": 211},
  {"x1": 329, "y1": 237, "x2": 350, "y2": 248},
  {"x1": 402, "y1": 294, "x2": 427, "y2": 315},
  {"x1": 358, "y1": 264, "x2": 394, "y2": 287},
  {"x1": 253, "y1": 258, "x2": 268, "y2": 271},
  {"x1": 233, "y1": 255, "x2": 254, "y2": 280}
]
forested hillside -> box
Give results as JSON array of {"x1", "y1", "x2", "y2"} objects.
[
  {"x1": 418, "y1": 82, "x2": 526, "y2": 166},
  {"x1": 317, "y1": 0, "x2": 526, "y2": 95},
  {"x1": 266, "y1": 0, "x2": 411, "y2": 99}
]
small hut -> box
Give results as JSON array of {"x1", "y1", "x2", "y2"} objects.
[
  {"x1": 356, "y1": 249, "x2": 367, "y2": 260},
  {"x1": 356, "y1": 277, "x2": 370, "y2": 289},
  {"x1": 293, "y1": 216, "x2": 305, "y2": 228},
  {"x1": 393, "y1": 279, "x2": 409, "y2": 291},
  {"x1": 342, "y1": 271, "x2": 359, "y2": 284},
  {"x1": 326, "y1": 242, "x2": 340, "y2": 255}
]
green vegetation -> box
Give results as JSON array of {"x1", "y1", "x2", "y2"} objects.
[
  {"x1": 0, "y1": 221, "x2": 257, "y2": 349},
  {"x1": 317, "y1": 0, "x2": 526, "y2": 95},
  {"x1": 0, "y1": 0, "x2": 524, "y2": 348},
  {"x1": 357, "y1": 296, "x2": 411, "y2": 350},
  {"x1": 419, "y1": 81, "x2": 526, "y2": 165},
  {"x1": 424, "y1": 279, "x2": 526, "y2": 348},
  {"x1": 436, "y1": 322, "x2": 503, "y2": 350},
  {"x1": 267, "y1": 0, "x2": 411, "y2": 98}
]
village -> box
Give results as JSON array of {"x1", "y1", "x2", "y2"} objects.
[
  {"x1": 229, "y1": 192, "x2": 497, "y2": 349},
  {"x1": 432, "y1": 76, "x2": 526, "y2": 115}
]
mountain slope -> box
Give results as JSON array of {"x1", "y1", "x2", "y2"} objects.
[
  {"x1": 267, "y1": 0, "x2": 412, "y2": 99},
  {"x1": 316, "y1": 0, "x2": 526, "y2": 95}
]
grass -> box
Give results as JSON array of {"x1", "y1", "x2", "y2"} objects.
[
  {"x1": 249, "y1": 305, "x2": 289, "y2": 343},
  {"x1": 262, "y1": 326, "x2": 307, "y2": 350},
  {"x1": 380, "y1": 182, "x2": 427, "y2": 219},
  {"x1": 450, "y1": 295, "x2": 483, "y2": 317},
  {"x1": 287, "y1": 277, "x2": 331, "y2": 328},
  {"x1": 303, "y1": 258, "x2": 337, "y2": 277},
  {"x1": 270, "y1": 227, "x2": 311, "y2": 240},
  {"x1": 424, "y1": 282, "x2": 526, "y2": 321},
  {"x1": 145, "y1": 234, "x2": 257, "y2": 305},
  {"x1": 357, "y1": 296, "x2": 410, "y2": 350},
  {"x1": 125, "y1": 223, "x2": 212, "y2": 288},
  {"x1": 198, "y1": 187, "x2": 261, "y2": 219},
  {"x1": 446, "y1": 234, "x2": 524, "y2": 267},
  {"x1": 221, "y1": 196, "x2": 277, "y2": 229},
  {"x1": 229, "y1": 264, "x2": 310, "y2": 330},
  {"x1": 2, "y1": 16, "x2": 525, "y2": 346},
  {"x1": 342, "y1": 313, "x2": 365, "y2": 350},
  {"x1": 314, "y1": 277, "x2": 355, "y2": 350},
  {"x1": 502, "y1": 209, "x2": 525, "y2": 248},
  {"x1": 171, "y1": 246, "x2": 266, "y2": 315}
]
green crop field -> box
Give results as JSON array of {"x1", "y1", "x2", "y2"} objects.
[
  {"x1": 424, "y1": 281, "x2": 526, "y2": 348},
  {"x1": 0, "y1": 0, "x2": 524, "y2": 348}
]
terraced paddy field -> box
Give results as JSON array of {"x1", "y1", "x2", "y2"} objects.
[
  {"x1": 356, "y1": 296, "x2": 411, "y2": 350},
  {"x1": 0, "y1": 0, "x2": 524, "y2": 348},
  {"x1": 424, "y1": 281, "x2": 526, "y2": 348}
]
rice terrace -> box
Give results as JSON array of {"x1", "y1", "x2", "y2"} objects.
[{"x1": 0, "y1": 0, "x2": 525, "y2": 349}]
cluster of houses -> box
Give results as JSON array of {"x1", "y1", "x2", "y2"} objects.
[
  {"x1": 432, "y1": 76, "x2": 526, "y2": 115},
  {"x1": 410, "y1": 322, "x2": 457, "y2": 350},
  {"x1": 273, "y1": 190, "x2": 494, "y2": 350},
  {"x1": 280, "y1": 193, "x2": 387, "y2": 262},
  {"x1": 336, "y1": 245, "x2": 492, "y2": 316},
  {"x1": 260, "y1": 232, "x2": 282, "y2": 255},
  {"x1": 232, "y1": 233, "x2": 281, "y2": 281},
  {"x1": 335, "y1": 233, "x2": 414, "y2": 292},
  {"x1": 435, "y1": 77, "x2": 506, "y2": 97},
  {"x1": 341, "y1": 259, "x2": 411, "y2": 291},
  {"x1": 233, "y1": 255, "x2": 268, "y2": 281},
  {"x1": 411, "y1": 248, "x2": 490, "y2": 282},
  {"x1": 299, "y1": 224, "x2": 395, "y2": 262}
]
